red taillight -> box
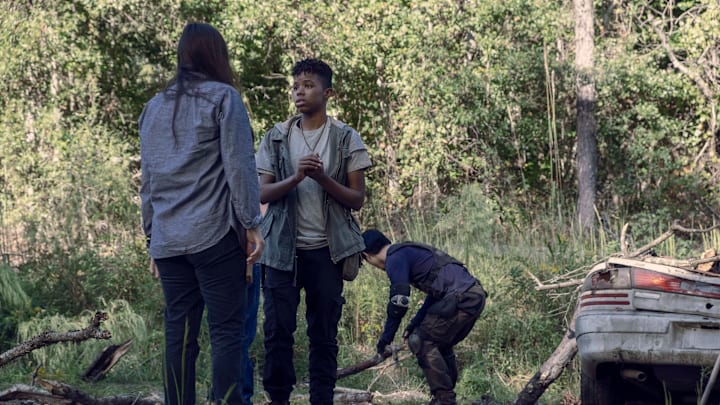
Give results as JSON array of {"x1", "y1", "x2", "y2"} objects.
[
  {"x1": 631, "y1": 268, "x2": 720, "y2": 298},
  {"x1": 580, "y1": 292, "x2": 630, "y2": 307},
  {"x1": 633, "y1": 269, "x2": 683, "y2": 292}
]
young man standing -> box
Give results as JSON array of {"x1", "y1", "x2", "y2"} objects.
[
  {"x1": 361, "y1": 229, "x2": 487, "y2": 405},
  {"x1": 255, "y1": 58, "x2": 371, "y2": 405}
]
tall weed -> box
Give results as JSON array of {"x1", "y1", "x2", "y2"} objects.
[
  {"x1": 16, "y1": 241, "x2": 162, "y2": 316},
  {"x1": 6, "y1": 181, "x2": 700, "y2": 403},
  {"x1": 342, "y1": 183, "x2": 588, "y2": 403},
  {"x1": 0, "y1": 263, "x2": 34, "y2": 352}
]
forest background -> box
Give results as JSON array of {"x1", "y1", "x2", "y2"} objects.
[{"x1": 1, "y1": 0, "x2": 719, "y2": 403}]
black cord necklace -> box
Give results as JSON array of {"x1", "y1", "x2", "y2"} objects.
[{"x1": 300, "y1": 118, "x2": 328, "y2": 152}]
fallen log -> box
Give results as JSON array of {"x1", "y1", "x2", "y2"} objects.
[
  {"x1": 0, "y1": 312, "x2": 111, "y2": 368},
  {"x1": 293, "y1": 385, "x2": 429, "y2": 404},
  {"x1": 39, "y1": 379, "x2": 162, "y2": 405},
  {"x1": 0, "y1": 380, "x2": 162, "y2": 405},
  {"x1": 513, "y1": 306, "x2": 579, "y2": 405},
  {"x1": 336, "y1": 344, "x2": 407, "y2": 379},
  {"x1": 0, "y1": 383, "x2": 70, "y2": 405},
  {"x1": 333, "y1": 387, "x2": 373, "y2": 404}
]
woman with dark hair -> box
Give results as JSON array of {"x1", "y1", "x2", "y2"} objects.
[{"x1": 139, "y1": 22, "x2": 264, "y2": 405}]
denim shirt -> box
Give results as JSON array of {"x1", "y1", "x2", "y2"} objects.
[
  {"x1": 139, "y1": 80, "x2": 262, "y2": 259},
  {"x1": 258, "y1": 116, "x2": 365, "y2": 271}
]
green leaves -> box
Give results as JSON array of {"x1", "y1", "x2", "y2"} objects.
[{"x1": 1, "y1": 0, "x2": 719, "y2": 306}]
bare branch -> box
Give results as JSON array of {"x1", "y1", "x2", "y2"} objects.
[
  {"x1": 526, "y1": 256, "x2": 611, "y2": 291},
  {"x1": 337, "y1": 344, "x2": 407, "y2": 379},
  {"x1": 641, "y1": 254, "x2": 720, "y2": 273},
  {"x1": 535, "y1": 280, "x2": 583, "y2": 291},
  {"x1": 524, "y1": 269, "x2": 543, "y2": 288},
  {"x1": 0, "y1": 312, "x2": 111, "y2": 368},
  {"x1": 620, "y1": 223, "x2": 630, "y2": 255},
  {"x1": 650, "y1": 18, "x2": 714, "y2": 100},
  {"x1": 628, "y1": 221, "x2": 720, "y2": 257}
]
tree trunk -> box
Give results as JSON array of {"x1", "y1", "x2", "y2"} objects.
[{"x1": 574, "y1": 0, "x2": 598, "y2": 232}]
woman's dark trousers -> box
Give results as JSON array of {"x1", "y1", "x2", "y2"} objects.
[{"x1": 155, "y1": 230, "x2": 248, "y2": 405}]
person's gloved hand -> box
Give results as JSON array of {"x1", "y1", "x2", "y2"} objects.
[{"x1": 402, "y1": 325, "x2": 414, "y2": 340}]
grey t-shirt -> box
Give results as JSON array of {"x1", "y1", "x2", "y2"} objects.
[{"x1": 256, "y1": 117, "x2": 372, "y2": 249}]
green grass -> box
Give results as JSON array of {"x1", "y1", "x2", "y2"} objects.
[{"x1": 6, "y1": 183, "x2": 718, "y2": 404}]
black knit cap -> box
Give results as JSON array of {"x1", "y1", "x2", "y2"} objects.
[{"x1": 362, "y1": 229, "x2": 391, "y2": 254}]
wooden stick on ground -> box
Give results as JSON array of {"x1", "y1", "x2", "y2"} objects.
[
  {"x1": 336, "y1": 344, "x2": 407, "y2": 379},
  {"x1": 0, "y1": 380, "x2": 163, "y2": 405},
  {"x1": 0, "y1": 312, "x2": 111, "y2": 368},
  {"x1": 513, "y1": 306, "x2": 579, "y2": 405},
  {"x1": 38, "y1": 379, "x2": 162, "y2": 405}
]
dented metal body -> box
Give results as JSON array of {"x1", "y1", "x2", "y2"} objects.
[{"x1": 576, "y1": 257, "x2": 720, "y2": 404}]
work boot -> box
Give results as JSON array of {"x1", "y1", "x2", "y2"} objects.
[{"x1": 427, "y1": 390, "x2": 456, "y2": 405}]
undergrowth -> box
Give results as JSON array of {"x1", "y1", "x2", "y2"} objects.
[{"x1": 3, "y1": 183, "x2": 717, "y2": 404}]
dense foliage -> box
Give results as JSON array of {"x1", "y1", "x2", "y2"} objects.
[{"x1": 1, "y1": 0, "x2": 719, "y2": 403}]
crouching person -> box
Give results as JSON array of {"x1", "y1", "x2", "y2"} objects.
[{"x1": 361, "y1": 229, "x2": 487, "y2": 405}]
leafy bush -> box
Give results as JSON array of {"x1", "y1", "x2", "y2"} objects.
[{"x1": 18, "y1": 242, "x2": 162, "y2": 316}]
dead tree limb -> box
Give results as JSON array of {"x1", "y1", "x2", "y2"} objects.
[
  {"x1": 0, "y1": 380, "x2": 162, "y2": 405},
  {"x1": 0, "y1": 312, "x2": 111, "y2": 368},
  {"x1": 528, "y1": 221, "x2": 720, "y2": 292},
  {"x1": 296, "y1": 387, "x2": 430, "y2": 405},
  {"x1": 534, "y1": 279, "x2": 583, "y2": 291},
  {"x1": 336, "y1": 344, "x2": 407, "y2": 379},
  {"x1": 39, "y1": 380, "x2": 162, "y2": 405},
  {"x1": 525, "y1": 258, "x2": 607, "y2": 291},
  {"x1": 620, "y1": 223, "x2": 631, "y2": 255},
  {"x1": 0, "y1": 384, "x2": 69, "y2": 405},
  {"x1": 627, "y1": 221, "x2": 720, "y2": 257},
  {"x1": 525, "y1": 268, "x2": 583, "y2": 291},
  {"x1": 513, "y1": 306, "x2": 579, "y2": 405},
  {"x1": 332, "y1": 387, "x2": 373, "y2": 404},
  {"x1": 82, "y1": 339, "x2": 133, "y2": 382},
  {"x1": 296, "y1": 386, "x2": 429, "y2": 404},
  {"x1": 641, "y1": 254, "x2": 720, "y2": 270}
]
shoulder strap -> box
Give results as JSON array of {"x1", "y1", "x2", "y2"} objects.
[
  {"x1": 390, "y1": 242, "x2": 464, "y2": 292},
  {"x1": 272, "y1": 116, "x2": 301, "y2": 179}
]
